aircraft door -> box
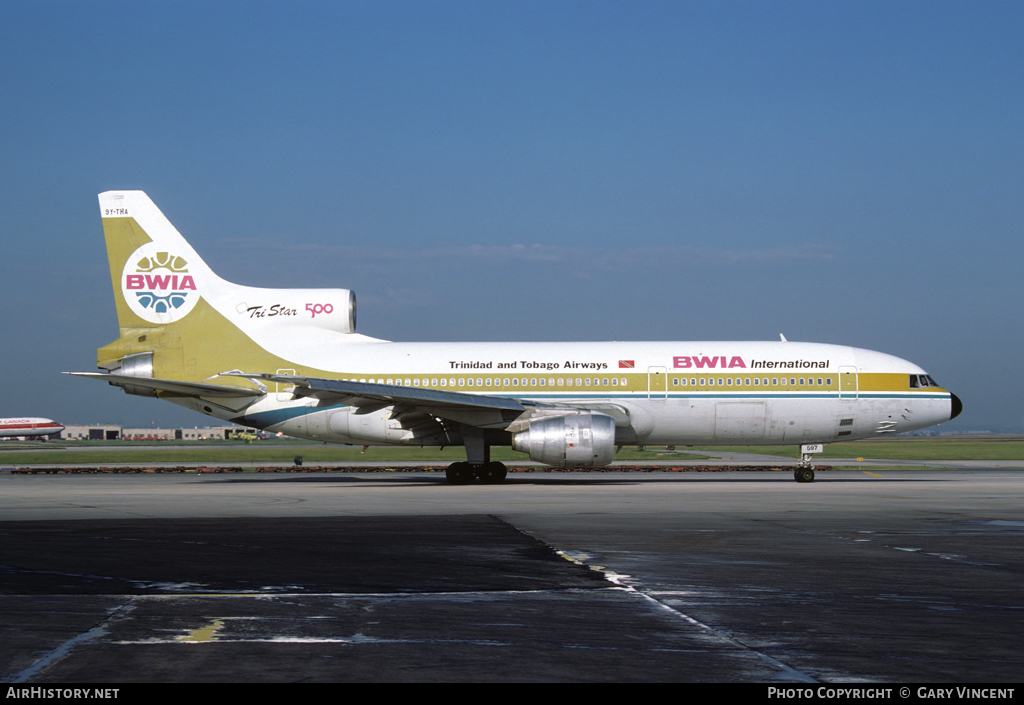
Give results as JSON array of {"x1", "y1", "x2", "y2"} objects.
[
  {"x1": 839, "y1": 366, "x2": 858, "y2": 399},
  {"x1": 648, "y1": 367, "x2": 667, "y2": 399}
]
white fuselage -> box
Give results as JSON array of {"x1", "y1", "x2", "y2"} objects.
[
  {"x1": 185, "y1": 340, "x2": 954, "y2": 448},
  {"x1": 0, "y1": 418, "x2": 64, "y2": 439}
]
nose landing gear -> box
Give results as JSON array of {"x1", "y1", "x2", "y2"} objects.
[
  {"x1": 794, "y1": 444, "x2": 822, "y2": 483},
  {"x1": 794, "y1": 467, "x2": 816, "y2": 483}
]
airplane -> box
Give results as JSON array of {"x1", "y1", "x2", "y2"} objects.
[
  {"x1": 68, "y1": 191, "x2": 962, "y2": 484},
  {"x1": 0, "y1": 418, "x2": 64, "y2": 440}
]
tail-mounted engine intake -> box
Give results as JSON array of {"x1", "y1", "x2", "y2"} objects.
[{"x1": 511, "y1": 413, "x2": 616, "y2": 468}]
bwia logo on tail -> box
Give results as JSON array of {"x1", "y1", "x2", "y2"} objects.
[{"x1": 122, "y1": 247, "x2": 199, "y2": 322}]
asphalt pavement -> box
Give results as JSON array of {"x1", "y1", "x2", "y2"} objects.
[{"x1": 1, "y1": 468, "x2": 1021, "y2": 682}]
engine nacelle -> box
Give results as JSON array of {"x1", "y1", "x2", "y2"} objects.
[{"x1": 512, "y1": 413, "x2": 616, "y2": 468}]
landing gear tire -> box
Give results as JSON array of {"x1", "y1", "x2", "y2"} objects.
[
  {"x1": 794, "y1": 467, "x2": 815, "y2": 483},
  {"x1": 445, "y1": 462, "x2": 475, "y2": 485},
  {"x1": 476, "y1": 461, "x2": 508, "y2": 485}
]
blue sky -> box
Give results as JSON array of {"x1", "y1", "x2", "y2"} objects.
[{"x1": 1, "y1": 1, "x2": 1021, "y2": 432}]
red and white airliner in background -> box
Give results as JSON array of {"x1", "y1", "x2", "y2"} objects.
[{"x1": 0, "y1": 418, "x2": 64, "y2": 440}]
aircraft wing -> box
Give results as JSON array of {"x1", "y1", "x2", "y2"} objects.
[
  {"x1": 70, "y1": 370, "x2": 621, "y2": 430},
  {"x1": 224, "y1": 372, "x2": 533, "y2": 428}
]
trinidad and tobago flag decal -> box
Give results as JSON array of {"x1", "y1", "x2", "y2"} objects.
[{"x1": 618, "y1": 360, "x2": 635, "y2": 369}]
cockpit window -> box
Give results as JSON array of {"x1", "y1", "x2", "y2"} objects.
[{"x1": 910, "y1": 374, "x2": 940, "y2": 388}]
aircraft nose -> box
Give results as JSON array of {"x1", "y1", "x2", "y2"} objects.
[{"x1": 950, "y1": 393, "x2": 963, "y2": 420}]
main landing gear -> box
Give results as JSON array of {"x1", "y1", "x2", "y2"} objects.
[
  {"x1": 445, "y1": 461, "x2": 508, "y2": 485},
  {"x1": 447, "y1": 426, "x2": 508, "y2": 485}
]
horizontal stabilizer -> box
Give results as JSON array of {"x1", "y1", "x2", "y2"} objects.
[{"x1": 65, "y1": 372, "x2": 266, "y2": 400}]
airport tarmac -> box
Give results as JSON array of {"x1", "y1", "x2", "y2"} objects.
[{"x1": 1, "y1": 468, "x2": 1022, "y2": 683}]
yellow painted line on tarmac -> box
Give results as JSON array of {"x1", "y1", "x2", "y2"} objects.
[
  {"x1": 862, "y1": 471, "x2": 883, "y2": 478},
  {"x1": 176, "y1": 619, "x2": 225, "y2": 642}
]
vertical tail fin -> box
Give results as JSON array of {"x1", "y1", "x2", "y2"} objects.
[
  {"x1": 99, "y1": 191, "x2": 219, "y2": 330},
  {"x1": 96, "y1": 191, "x2": 364, "y2": 382}
]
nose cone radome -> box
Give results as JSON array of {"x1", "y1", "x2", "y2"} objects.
[{"x1": 950, "y1": 393, "x2": 963, "y2": 421}]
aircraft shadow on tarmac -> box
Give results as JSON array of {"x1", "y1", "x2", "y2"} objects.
[
  {"x1": 196, "y1": 472, "x2": 951, "y2": 487},
  {"x1": 0, "y1": 515, "x2": 608, "y2": 596}
]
